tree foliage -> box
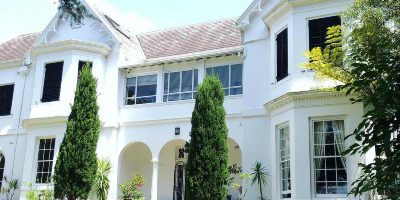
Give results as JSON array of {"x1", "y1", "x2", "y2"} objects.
[
  {"x1": 303, "y1": 0, "x2": 400, "y2": 198},
  {"x1": 250, "y1": 161, "x2": 268, "y2": 200},
  {"x1": 53, "y1": 65, "x2": 101, "y2": 199},
  {"x1": 185, "y1": 76, "x2": 229, "y2": 200},
  {"x1": 58, "y1": 0, "x2": 94, "y2": 24}
]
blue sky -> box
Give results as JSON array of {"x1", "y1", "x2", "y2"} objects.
[{"x1": 0, "y1": 0, "x2": 252, "y2": 43}]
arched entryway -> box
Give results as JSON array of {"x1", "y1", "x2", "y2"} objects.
[
  {"x1": 158, "y1": 139, "x2": 187, "y2": 200},
  {"x1": 0, "y1": 153, "x2": 4, "y2": 189},
  {"x1": 118, "y1": 142, "x2": 152, "y2": 199},
  {"x1": 228, "y1": 138, "x2": 243, "y2": 199}
]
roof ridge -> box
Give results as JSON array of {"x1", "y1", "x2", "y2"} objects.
[{"x1": 137, "y1": 16, "x2": 239, "y2": 36}]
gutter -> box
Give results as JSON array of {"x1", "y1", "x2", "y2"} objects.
[{"x1": 121, "y1": 46, "x2": 244, "y2": 69}]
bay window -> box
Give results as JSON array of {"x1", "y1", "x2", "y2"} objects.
[
  {"x1": 125, "y1": 75, "x2": 157, "y2": 105},
  {"x1": 313, "y1": 120, "x2": 347, "y2": 196},
  {"x1": 163, "y1": 69, "x2": 198, "y2": 102},
  {"x1": 206, "y1": 64, "x2": 243, "y2": 96}
]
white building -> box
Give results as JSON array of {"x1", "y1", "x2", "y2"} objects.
[{"x1": 0, "y1": 0, "x2": 369, "y2": 199}]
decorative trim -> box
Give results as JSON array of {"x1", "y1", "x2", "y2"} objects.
[
  {"x1": 262, "y1": 0, "x2": 291, "y2": 27},
  {"x1": 22, "y1": 116, "x2": 68, "y2": 128},
  {"x1": 122, "y1": 46, "x2": 244, "y2": 69},
  {"x1": 237, "y1": 0, "x2": 266, "y2": 31},
  {"x1": 265, "y1": 90, "x2": 349, "y2": 111},
  {"x1": 32, "y1": 40, "x2": 112, "y2": 57}
]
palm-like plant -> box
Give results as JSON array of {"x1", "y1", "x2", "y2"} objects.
[
  {"x1": 93, "y1": 158, "x2": 112, "y2": 200},
  {"x1": 251, "y1": 161, "x2": 268, "y2": 200}
]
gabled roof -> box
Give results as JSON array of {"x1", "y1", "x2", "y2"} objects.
[
  {"x1": 0, "y1": 14, "x2": 242, "y2": 63},
  {"x1": 137, "y1": 17, "x2": 241, "y2": 59},
  {"x1": 0, "y1": 33, "x2": 40, "y2": 62}
]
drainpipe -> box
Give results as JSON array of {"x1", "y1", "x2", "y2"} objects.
[{"x1": 10, "y1": 54, "x2": 31, "y2": 178}]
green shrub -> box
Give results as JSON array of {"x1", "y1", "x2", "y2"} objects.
[{"x1": 119, "y1": 172, "x2": 146, "y2": 200}]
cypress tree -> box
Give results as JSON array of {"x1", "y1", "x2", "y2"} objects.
[
  {"x1": 53, "y1": 65, "x2": 100, "y2": 199},
  {"x1": 185, "y1": 76, "x2": 229, "y2": 200}
]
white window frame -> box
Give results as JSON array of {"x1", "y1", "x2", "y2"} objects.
[
  {"x1": 310, "y1": 118, "x2": 348, "y2": 198},
  {"x1": 35, "y1": 137, "x2": 56, "y2": 184},
  {"x1": 278, "y1": 123, "x2": 291, "y2": 199},
  {"x1": 163, "y1": 69, "x2": 198, "y2": 102},
  {"x1": 124, "y1": 74, "x2": 158, "y2": 105},
  {"x1": 206, "y1": 64, "x2": 243, "y2": 96},
  {"x1": 0, "y1": 153, "x2": 4, "y2": 188}
]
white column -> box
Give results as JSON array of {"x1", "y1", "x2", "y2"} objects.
[{"x1": 151, "y1": 158, "x2": 159, "y2": 200}]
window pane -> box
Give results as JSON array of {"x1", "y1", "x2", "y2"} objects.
[
  {"x1": 168, "y1": 94, "x2": 180, "y2": 102},
  {"x1": 138, "y1": 75, "x2": 157, "y2": 85},
  {"x1": 169, "y1": 72, "x2": 180, "y2": 93},
  {"x1": 230, "y1": 64, "x2": 243, "y2": 87},
  {"x1": 316, "y1": 182, "x2": 326, "y2": 194},
  {"x1": 181, "y1": 93, "x2": 192, "y2": 100},
  {"x1": 127, "y1": 77, "x2": 136, "y2": 86},
  {"x1": 214, "y1": 66, "x2": 229, "y2": 88},
  {"x1": 137, "y1": 85, "x2": 156, "y2": 97},
  {"x1": 126, "y1": 86, "x2": 136, "y2": 98},
  {"x1": 194, "y1": 69, "x2": 198, "y2": 90},
  {"x1": 136, "y1": 96, "x2": 156, "y2": 104},
  {"x1": 181, "y1": 70, "x2": 193, "y2": 92},
  {"x1": 163, "y1": 73, "x2": 169, "y2": 94},
  {"x1": 230, "y1": 87, "x2": 243, "y2": 95},
  {"x1": 206, "y1": 68, "x2": 212, "y2": 76}
]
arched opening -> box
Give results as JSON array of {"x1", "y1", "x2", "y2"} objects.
[
  {"x1": 0, "y1": 153, "x2": 4, "y2": 189},
  {"x1": 228, "y1": 138, "x2": 243, "y2": 199},
  {"x1": 118, "y1": 142, "x2": 152, "y2": 199},
  {"x1": 158, "y1": 139, "x2": 187, "y2": 200}
]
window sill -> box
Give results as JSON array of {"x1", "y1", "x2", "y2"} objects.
[
  {"x1": 315, "y1": 194, "x2": 348, "y2": 199},
  {"x1": 271, "y1": 74, "x2": 291, "y2": 88},
  {"x1": 121, "y1": 95, "x2": 243, "y2": 109},
  {"x1": 0, "y1": 114, "x2": 13, "y2": 119}
]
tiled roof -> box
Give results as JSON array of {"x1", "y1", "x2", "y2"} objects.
[
  {"x1": 137, "y1": 17, "x2": 242, "y2": 59},
  {"x1": 0, "y1": 18, "x2": 241, "y2": 62},
  {"x1": 0, "y1": 33, "x2": 40, "y2": 62}
]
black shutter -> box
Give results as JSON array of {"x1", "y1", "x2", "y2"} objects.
[
  {"x1": 78, "y1": 61, "x2": 93, "y2": 78},
  {"x1": 41, "y1": 62, "x2": 64, "y2": 102},
  {"x1": 276, "y1": 28, "x2": 288, "y2": 82},
  {"x1": 0, "y1": 84, "x2": 14, "y2": 116},
  {"x1": 309, "y1": 16, "x2": 341, "y2": 50}
]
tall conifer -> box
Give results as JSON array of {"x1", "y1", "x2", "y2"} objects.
[
  {"x1": 53, "y1": 65, "x2": 100, "y2": 199},
  {"x1": 185, "y1": 76, "x2": 229, "y2": 200}
]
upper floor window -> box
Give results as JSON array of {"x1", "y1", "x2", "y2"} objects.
[
  {"x1": 42, "y1": 62, "x2": 64, "y2": 103},
  {"x1": 0, "y1": 84, "x2": 14, "y2": 116},
  {"x1": 206, "y1": 64, "x2": 243, "y2": 95},
  {"x1": 279, "y1": 125, "x2": 291, "y2": 198},
  {"x1": 125, "y1": 75, "x2": 157, "y2": 105},
  {"x1": 276, "y1": 28, "x2": 288, "y2": 82},
  {"x1": 163, "y1": 69, "x2": 198, "y2": 102},
  {"x1": 309, "y1": 16, "x2": 341, "y2": 50},
  {"x1": 312, "y1": 120, "x2": 347, "y2": 196},
  {"x1": 78, "y1": 61, "x2": 93, "y2": 78},
  {"x1": 36, "y1": 138, "x2": 55, "y2": 184},
  {"x1": 0, "y1": 153, "x2": 4, "y2": 188}
]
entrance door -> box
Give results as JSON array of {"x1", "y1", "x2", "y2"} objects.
[{"x1": 173, "y1": 148, "x2": 186, "y2": 200}]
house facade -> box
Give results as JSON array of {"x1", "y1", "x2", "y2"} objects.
[{"x1": 0, "y1": 0, "x2": 371, "y2": 199}]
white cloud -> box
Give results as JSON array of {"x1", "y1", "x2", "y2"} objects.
[{"x1": 87, "y1": 0, "x2": 157, "y2": 34}]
